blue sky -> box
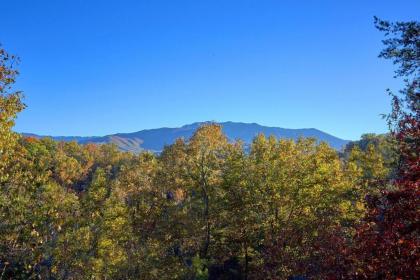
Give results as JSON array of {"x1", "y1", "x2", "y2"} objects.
[{"x1": 2, "y1": 0, "x2": 419, "y2": 140}]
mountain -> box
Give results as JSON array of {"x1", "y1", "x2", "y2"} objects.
[{"x1": 22, "y1": 121, "x2": 350, "y2": 152}]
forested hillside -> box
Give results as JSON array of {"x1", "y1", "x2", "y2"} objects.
[{"x1": 0, "y1": 17, "x2": 418, "y2": 279}]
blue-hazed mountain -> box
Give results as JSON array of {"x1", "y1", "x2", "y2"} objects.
[{"x1": 23, "y1": 121, "x2": 350, "y2": 152}]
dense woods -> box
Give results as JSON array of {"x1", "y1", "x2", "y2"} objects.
[{"x1": 0, "y1": 18, "x2": 418, "y2": 279}]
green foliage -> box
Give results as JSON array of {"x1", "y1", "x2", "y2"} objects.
[{"x1": 344, "y1": 133, "x2": 399, "y2": 178}]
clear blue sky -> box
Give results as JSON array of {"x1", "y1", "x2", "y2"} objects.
[{"x1": 2, "y1": 0, "x2": 419, "y2": 140}]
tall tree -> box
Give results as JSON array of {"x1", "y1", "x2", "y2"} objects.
[
  {"x1": 0, "y1": 45, "x2": 25, "y2": 179},
  {"x1": 348, "y1": 18, "x2": 419, "y2": 279}
]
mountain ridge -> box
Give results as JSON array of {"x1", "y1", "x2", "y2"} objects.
[{"x1": 22, "y1": 121, "x2": 350, "y2": 152}]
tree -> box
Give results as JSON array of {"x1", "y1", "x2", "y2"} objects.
[
  {"x1": 346, "y1": 18, "x2": 420, "y2": 279},
  {"x1": 245, "y1": 137, "x2": 363, "y2": 279},
  {"x1": 0, "y1": 45, "x2": 25, "y2": 181},
  {"x1": 344, "y1": 133, "x2": 399, "y2": 177}
]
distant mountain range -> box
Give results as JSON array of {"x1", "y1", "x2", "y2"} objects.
[{"x1": 23, "y1": 121, "x2": 350, "y2": 152}]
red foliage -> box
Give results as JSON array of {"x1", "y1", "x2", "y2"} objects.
[
  {"x1": 23, "y1": 136, "x2": 39, "y2": 143},
  {"x1": 350, "y1": 116, "x2": 419, "y2": 279}
]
